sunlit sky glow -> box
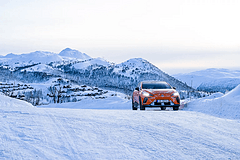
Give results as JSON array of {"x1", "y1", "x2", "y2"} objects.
[{"x1": 0, "y1": 0, "x2": 240, "y2": 74}]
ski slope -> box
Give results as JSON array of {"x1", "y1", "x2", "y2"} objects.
[{"x1": 1, "y1": 85, "x2": 240, "y2": 159}]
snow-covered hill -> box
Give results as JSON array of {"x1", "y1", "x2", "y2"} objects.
[
  {"x1": 72, "y1": 57, "x2": 111, "y2": 70},
  {"x1": 113, "y1": 58, "x2": 160, "y2": 77},
  {"x1": 173, "y1": 68, "x2": 240, "y2": 92},
  {"x1": 62, "y1": 57, "x2": 193, "y2": 95},
  {"x1": 20, "y1": 64, "x2": 56, "y2": 74}
]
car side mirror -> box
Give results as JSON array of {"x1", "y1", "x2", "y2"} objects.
[
  {"x1": 173, "y1": 87, "x2": 176, "y2": 90},
  {"x1": 135, "y1": 87, "x2": 139, "y2": 91}
]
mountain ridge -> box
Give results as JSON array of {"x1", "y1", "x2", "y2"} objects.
[
  {"x1": 0, "y1": 48, "x2": 194, "y2": 98},
  {"x1": 174, "y1": 68, "x2": 240, "y2": 92}
]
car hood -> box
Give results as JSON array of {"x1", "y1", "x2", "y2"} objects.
[{"x1": 142, "y1": 89, "x2": 175, "y2": 95}]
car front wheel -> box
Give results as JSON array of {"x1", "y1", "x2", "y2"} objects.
[
  {"x1": 173, "y1": 106, "x2": 179, "y2": 111},
  {"x1": 139, "y1": 97, "x2": 145, "y2": 110},
  {"x1": 161, "y1": 107, "x2": 166, "y2": 110},
  {"x1": 132, "y1": 97, "x2": 137, "y2": 110}
]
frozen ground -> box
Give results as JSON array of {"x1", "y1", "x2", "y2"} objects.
[{"x1": 1, "y1": 85, "x2": 240, "y2": 159}]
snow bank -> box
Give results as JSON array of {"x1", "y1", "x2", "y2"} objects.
[
  {"x1": 223, "y1": 84, "x2": 240, "y2": 102},
  {"x1": 0, "y1": 93, "x2": 33, "y2": 108},
  {"x1": 201, "y1": 92, "x2": 224, "y2": 100},
  {"x1": 185, "y1": 84, "x2": 240, "y2": 119},
  {"x1": 0, "y1": 93, "x2": 34, "y2": 115}
]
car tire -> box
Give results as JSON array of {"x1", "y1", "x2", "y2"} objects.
[
  {"x1": 161, "y1": 107, "x2": 166, "y2": 110},
  {"x1": 132, "y1": 97, "x2": 137, "y2": 110},
  {"x1": 173, "y1": 106, "x2": 179, "y2": 111},
  {"x1": 139, "y1": 97, "x2": 145, "y2": 110}
]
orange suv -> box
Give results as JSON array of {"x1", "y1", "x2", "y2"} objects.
[{"x1": 132, "y1": 81, "x2": 180, "y2": 110}]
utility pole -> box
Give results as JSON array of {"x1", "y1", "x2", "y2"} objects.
[{"x1": 190, "y1": 76, "x2": 193, "y2": 101}]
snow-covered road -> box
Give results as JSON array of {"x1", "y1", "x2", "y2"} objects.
[{"x1": 1, "y1": 104, "x2": 240, "y2": 160}]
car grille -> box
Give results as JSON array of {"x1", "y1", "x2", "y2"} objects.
[{"x1": 153, "y1": 93, "x2": 171, "y2": 97}]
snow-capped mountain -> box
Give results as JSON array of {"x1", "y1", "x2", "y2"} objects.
[
  {"x1": 113, "y1": 58, "x2": 192, "y2": 90},
  {"x1": 0, "y1": 48, "x2": 92, "y2": 70},
  {"x1": 198, "y1": 78, "x2": 240, "y2": 93},
  {"x1": 1, "y1": 51, "x2": 62, "y2": 66},
  {"x1": 0, "y1": 48, "x2": 195, "y2": 104},
  {"x1": 59, "y1": 48, "x2": 91, "y2": 60},
  {"x1": 173, "y1": 68, "x2": 240, "y2": 92}
]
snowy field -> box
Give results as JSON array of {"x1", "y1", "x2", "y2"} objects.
[{"x1": 1, "y1": 86, "x2": 240, "y2": 159}]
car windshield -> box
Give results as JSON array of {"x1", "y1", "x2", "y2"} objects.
[{"x1": 142, "y1": 83, "x2": 172, "y2": 89}]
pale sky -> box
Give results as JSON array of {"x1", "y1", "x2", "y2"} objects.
[{"x1": 0, "y1": 0, "x2": 240, "y2": 74}]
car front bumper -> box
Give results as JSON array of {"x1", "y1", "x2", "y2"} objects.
[
  {"x1": 141, "y1": 96, "x2": 180, "y2": 106},
  {"x1": 143, "y1": 104, "x2": 180, "y2": 107}
]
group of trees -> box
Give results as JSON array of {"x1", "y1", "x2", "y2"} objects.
[
  {"x1": 1, "y1": 86, "x2": 43, "y2": 106},
  {"x1": 47, "y1": 85, "x2": 63, "y2": 103},
  {"x1": 0, "y1": 67, "x2": 56, "y2": 83},
  {"x1": 24, "y1": 89, "x2": 43, "y2": 106},
  {"x1": 45, "y1": 78, "x2": 109, "y2": 104}
]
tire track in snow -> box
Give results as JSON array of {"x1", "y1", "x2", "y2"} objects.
[
  {"x1": 44, "y1": 110, "x2": 80, "y2": 160},
  {"x1": 0, "y1": 109, "x2": 49, "y2": 160}
]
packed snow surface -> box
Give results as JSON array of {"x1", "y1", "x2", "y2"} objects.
[
  {"x1": 40, "y1": 95, "x2": 130, "y2": 110},
  {"x1": 1, "y1": 87, "x2": 240, "y2": 159}
]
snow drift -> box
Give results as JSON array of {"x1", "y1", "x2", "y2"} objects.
[
  {"x1": 223, "y1": 84, "x2": 240, "y2": 102},
  {"x1": 0, "y1": 93, "x2": 34, "y2": 110},
  {"x1": 185, "y1": 84, "x2": 240, "y2": 120}
]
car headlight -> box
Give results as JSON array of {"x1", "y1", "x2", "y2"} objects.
[
  {"x1": 171, "y1": 92, "x2": 179, "y2": 97},
  {"x1": 142, "y1": 91, "x2": 153, "y2": 97}
]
